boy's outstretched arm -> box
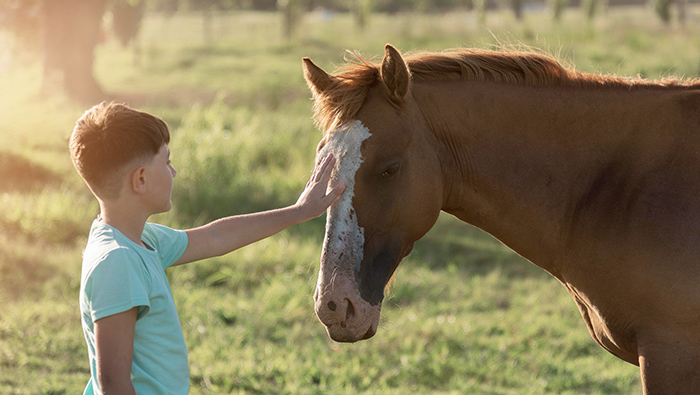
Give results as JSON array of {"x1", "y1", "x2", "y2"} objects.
[{"x1": 174, "y1": 153, "x2": 344, "y2": 266}]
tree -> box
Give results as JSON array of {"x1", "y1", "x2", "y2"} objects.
[
  {"x1": 510, "y1": 0, "x2": 523, "y2": 20},
  {"x1": 0, "y1": 0, "x2": 42, "y2": 53},
  {"x1": 278, "y1": 0, "x2": 306, "y2": 40},
  {"x1": 41, "y1": 0, "x2": 109, "y2": 102},
  {"x1": 348, "y1": 0, "x2": 374, "y2": 31},
  {"x1": 582, "y1": 0, "x2": 600, "y2": 21},
  {"x1": 112, "y1": 0, "x2": 146, "y2": 47},
  {"x1": 548, "y1": 0, "x2": 568, "y2": 22},
  {"x1": 474, "y1": 0, "x2": 487, "y2": 25},
  {"x1": 1, "y1": 0, "x2": 120, "y2": 102},
  {"x1": 653, "y1": 0, "x2": 672, "y2": 25},
  {"x1": 677, "y1": 0, "x2": 687, "y2": 26}
]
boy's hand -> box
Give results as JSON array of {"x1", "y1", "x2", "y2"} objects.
[{"x1": 295, "y1": 153, "x2": 345, "y2": 220}]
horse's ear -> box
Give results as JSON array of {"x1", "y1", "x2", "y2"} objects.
[
  {"x1": 303, "y1": 57, "x2": 335, "y2": 97},
  {"x1": 380, "y1": 44, "x2": 411, "y2": 104}
]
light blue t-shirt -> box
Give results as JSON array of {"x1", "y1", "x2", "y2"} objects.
[{"x1": 80, "y1": 220, "x2": 189, "y2": 395}]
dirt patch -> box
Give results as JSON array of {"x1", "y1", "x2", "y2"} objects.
[{"x1": 0, "y1": 151, "x2": 62, "y2": 193}]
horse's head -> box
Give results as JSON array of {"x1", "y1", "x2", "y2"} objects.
[{"x1": 303, "y1": 45, "x2": 444, "y2": 342}]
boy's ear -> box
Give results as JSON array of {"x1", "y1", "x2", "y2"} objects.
[{"x1": 130, "y1": 167, "x2": 148, "y2": 195}]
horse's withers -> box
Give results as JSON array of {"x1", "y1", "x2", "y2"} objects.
[{"x1": 314, "y1": 121, "x2": 380, "y2": 342}]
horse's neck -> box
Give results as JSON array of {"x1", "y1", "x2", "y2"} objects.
[{"x1": 415, "y1": 80, "x2": 672, "y2": 275}]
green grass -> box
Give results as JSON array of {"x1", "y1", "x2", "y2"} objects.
[{"x1": 3, "y1": 6, "x2": 699, "y2": 393}]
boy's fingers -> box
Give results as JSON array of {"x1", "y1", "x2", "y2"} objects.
[
  {"x1": 321, "y1": 153, "x2": 335, "y2": 170},
  {"x1": 316, "y1": 154, "x2": 336, "y2": 184},
  {"x1": 312, "y1": 154, "x2": 330, "y2": 177},
  {"x1": 326, "y1": 182, "x2": 345, "y2": 202},
  {"x1": 311, "y1": 160, "x2": 322, "y2": 180}
]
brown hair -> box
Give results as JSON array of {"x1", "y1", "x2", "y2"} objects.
[
  {"x1": 311, "y1": 48, "x2": 699, "y2": 133},
  {"x1": 69, "y1": 102, "x2": 170, "y2": 199}
]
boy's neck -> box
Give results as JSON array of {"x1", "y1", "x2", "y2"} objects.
[{"x1": 98, "y1": 201, "x2": 150, "y2": 248}]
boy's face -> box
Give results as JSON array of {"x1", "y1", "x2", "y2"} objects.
[{"x1": 144, "y1": 144, "x2": 177, "y2": 214}]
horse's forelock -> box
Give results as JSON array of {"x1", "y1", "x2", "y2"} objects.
[{"x1": 311, "y1": 54, "x2": 381, "y2": 134}]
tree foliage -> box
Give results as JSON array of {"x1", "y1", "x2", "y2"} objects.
[{"x1": 0, "y1": 0, "x2": 42, "y2": 52}]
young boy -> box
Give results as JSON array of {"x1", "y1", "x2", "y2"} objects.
[{"x1": 69, "y1": 102, "x2": 344, "y2": 395}]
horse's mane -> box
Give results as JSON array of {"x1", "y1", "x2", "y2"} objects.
[{"x1": 312, "y1": 48, "x2": 699, "y2": 133}]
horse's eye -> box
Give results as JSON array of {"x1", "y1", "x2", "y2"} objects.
[{"x1": 381, "y1": 163, "x2": 401, "y2": 179}]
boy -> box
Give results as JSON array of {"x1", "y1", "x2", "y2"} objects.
[{"x1": 69, "y1": 102, "x2": 344, "y2": 394}]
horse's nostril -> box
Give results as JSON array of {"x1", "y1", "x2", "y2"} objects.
[
  {"x1": 345, "y1": 298, "x2": 355, "y2": 320},
  {"x1": 328, "y1": 301, "x2": 337, "y2": 311}
]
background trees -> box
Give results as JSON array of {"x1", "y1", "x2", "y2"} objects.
[
  {"x1": 0, "y1": 0, "x2": 690, "y2": 102},
  {"x1": 2, "y1": 0, "x2": 107, "y2": 102}
]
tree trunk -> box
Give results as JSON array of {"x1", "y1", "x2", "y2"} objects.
[
  {"x1": 677, "y1": 0, "x2": 687, "y2": 27},
  {"x1": 511, "y1": 0, "x2": 523, "y2": 20},
  {"x1": 41, "y1": 0, "x2": 108, "y2": 103}
]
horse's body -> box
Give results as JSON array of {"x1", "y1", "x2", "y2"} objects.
[{"x1": 303, "y1": 45, "x2": 700, "y2": 393}]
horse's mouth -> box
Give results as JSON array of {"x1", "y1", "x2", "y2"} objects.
[
  {"x1": 323, "y1": 311, "x2": 380, "y2": 343},
  {"x1": 327, "y1": 322, "x2": 377, "y2": 342},
  {"x1": 362, "y1": 324, "x2": 377, "y2": 339}
]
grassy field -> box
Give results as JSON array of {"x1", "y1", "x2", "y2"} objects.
[{"x1": 1, "y1": 6, "x2": 699, "y2": 394}]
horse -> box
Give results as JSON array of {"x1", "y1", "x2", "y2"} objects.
[{"x1": 303, "y1": 44, "x2": 700, "y2": 393}]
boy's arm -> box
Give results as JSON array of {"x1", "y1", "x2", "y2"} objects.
[
  {"x1": 94, "y1": 307, "x2": 138, "y2": 395},
  {"x1": 174, "y1": 153, "x2": 344, "y2": 266}
]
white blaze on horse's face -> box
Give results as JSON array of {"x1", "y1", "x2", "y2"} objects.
[
  {"x1": 317, "y1": 120, "x2": 370, "y2": 276},
  {"x1": 314, "y1": 120, "x2": 381, "y2": 342}
]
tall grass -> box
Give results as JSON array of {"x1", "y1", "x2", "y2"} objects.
[{"x1": 2, "y1": 6, "x2": 699, "y2": 393}]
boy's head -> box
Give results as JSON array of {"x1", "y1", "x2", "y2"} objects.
[{"x1": 69, "y1": 102, "x2": 170, "y2": 200}]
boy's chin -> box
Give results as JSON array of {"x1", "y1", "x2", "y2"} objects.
[{"x1": 154, "y1": 201, "x2": 173, "y2": 215}]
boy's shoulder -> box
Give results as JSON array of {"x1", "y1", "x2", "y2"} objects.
[
  {"x1": 140, "y1": 222, "x2": 189, "y2": 269},
  {"x1": 85, "y1": 220, "x2": 188, "y2": 271},
  {"x1": 81, "y1": 220, "x2": 143, "y2": 275},
  {"x1": 85, "y1": 221, "x2": 178, "y2": 251},
  {"x1": 141, "y1": 222, "x2": 181, "y2": 245}
]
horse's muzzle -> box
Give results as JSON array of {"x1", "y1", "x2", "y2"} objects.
[{"x1": 313, "y1": 273, "x2": 381, "y2": 342}]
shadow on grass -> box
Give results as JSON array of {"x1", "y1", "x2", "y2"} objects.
[{"x1": 0, "y1": 151, "x2": 62, "y2": 193}]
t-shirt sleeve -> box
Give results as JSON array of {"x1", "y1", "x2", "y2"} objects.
[
  {"x1": 142, "y1": 222, "x2": 189, "y2": 270},
  {"x1": 84, "y1": 247, "x2": 151, "y2": 322}
]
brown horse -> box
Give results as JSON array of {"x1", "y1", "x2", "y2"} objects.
[{"x1": 303, "y1": 44, "x2": 700, "y2": 393}]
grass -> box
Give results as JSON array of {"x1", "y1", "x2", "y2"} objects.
[{"x1": 2, "y1": 6, "x2": 699, "y2": 393}]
